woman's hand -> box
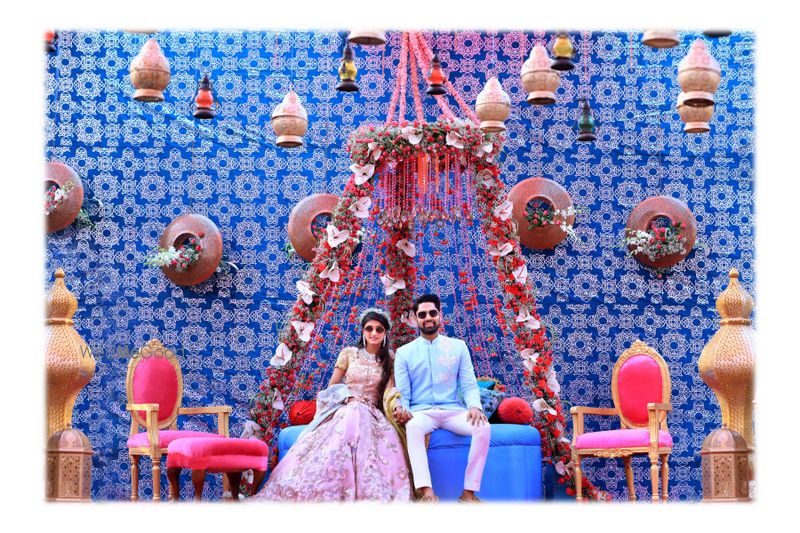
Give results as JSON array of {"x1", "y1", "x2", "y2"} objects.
[{"x1": 392, "y1": 405, "x2": 413, "y2": 425}]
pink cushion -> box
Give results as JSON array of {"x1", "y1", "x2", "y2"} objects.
[
  {"x1": 127, "y1": 430, "x2": 224, "y2": 448},
  {"x1": 617, "y1": 354, "x2": 664, "y2": 426},
  {"x1": 166, "y1": 438, "x2": 269, "y2": 473},
  {"x1": 575, "y1": 429, "x2": 672, "y2": 449},
  {"x1": 132, "y1": 355, "x2": 180, "y2": 425}
]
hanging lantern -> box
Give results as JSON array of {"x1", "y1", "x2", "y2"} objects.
[
  {"x1": 642, "y1": 30, "x2": 680, "y2": 48},
  {"x1": 703, "y1": 30, "x2": 732, "y2": 38},
  {"x1": 678, "y1": 39, "x2": 721, "y2": 107},
  {"x1": 475, "y1": 77, "x2": 511, "y2": 133},
  {"x1": 551, "y1": 32, "x2": 575, "y2": 71},
  {"x1": 129, "y1": 38, "x2": 171, "y2": 102},
  {"x1": 45, "y1": 30, "x2": 57, "y2": 53},
  {"x1": 520, "y1": 44, "x2": 559, "y2": 105},
  {"x1": 193, "y1": 75, "x2": 217, "y2": 119},
  {"x1": 677, "y1": 92, "x2": 713, "y2": 133},
  {"x1": 426, "y1": 52, "x2": 447, "y2": 96},
  {"x1": 347, "y1": 29, "x2": 387, "y2": 46},
  {"x1": 576, "y1": 99, "x2": 597, "y2": 141},
  {"x1": 271, "y1": 90, "x2": 308, "y2": 148},
  {"x1": 336, "y1": 42, "x2": 359, "y2": 92}
]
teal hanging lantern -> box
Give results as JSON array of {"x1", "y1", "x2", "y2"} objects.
[{"x1": 576, "y1": 99, "x2": 596, "y2": 142}]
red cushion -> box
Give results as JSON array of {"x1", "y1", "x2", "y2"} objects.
[
  {"x1": 132, "y1": 355, "x2": 180, "y2": 425},
  {"x1": 574, "y1": 429, "x2": 672, "y2": 449},
  {"x1": 289, "y1": 400, "x2": 317, "y2": 425},
  {"x1": 166, "y1": 437, "x2": 269, "y2": 473},
  {"x1": 617, "y1": 354, "x2": 664, "y2": 426},
  {"x1": 127, "y1": 430, "x2": 224, "y2": 448},
  {"x1": 495, "y1": 397, "x2": 533, "y2": 424}
]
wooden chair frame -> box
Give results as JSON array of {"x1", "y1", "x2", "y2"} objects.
[
  {"x1": 125, "y1": 339, "x2": 231, "y2": 501},
  {"x1": 570, "y1": 340, "x2": 672, "y2": 502}
]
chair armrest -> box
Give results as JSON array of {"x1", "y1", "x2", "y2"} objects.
[
  {"x1": 178, "y1": 406, "x2": 232, "y2": 437},
  {"x1": 647, "y1": 403, "x2": 671, "y2": 412},
  {"x1": 570, "y1": 406, "x2": 618, "y2": 416},
  {"x1": 125, "y1": 404, "x2": 160, "y2": 449},
  {"x1": 647, "y1": 403, "x2": 672, "y2": 446},
  {"x1": 126, "y1": 403, "x2": 160, "y2": 412}
]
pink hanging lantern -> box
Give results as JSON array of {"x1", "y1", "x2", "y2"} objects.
[
  {"x1": 642, "y1": 30, "x2": 680, "y2": 48},
  {"x1": 129, "y1": 38, "x2": 171, "y2": 102},
  {"x1": 475, "y1": 77, "x2": 511, "y2": 132},
  {"x1": 271, "y1": 90, "x2": 308, "y2": 148},
  {"x1": 677, "y1": 92, "x2": 713, "y2": 133},
  {"x1": 678, "y1": 39, "x2": 721, "y2": 107},
  {"x1": 520, "y1": 44, "x2": 560, "y2": 105}
]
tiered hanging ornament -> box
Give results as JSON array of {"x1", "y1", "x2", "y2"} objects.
[
  {"x1": 336, "y1": 42, "x2": 359, "y2": 92},
  {"x1": 677, "y1": 91, "x2": 712, "y2": 133},
  {"x1": 45, "y1": 30, "x2": 57, "y2": 53},
  {"x1": 129, "y1": 38, "x2": 171, "y2": 102},
  {"x1": 271, "y1": 90, "x2": 308, "y2": 148},
  {"x1": 551, "y1": 32, "x2": 575, "y2": 71},
  {"x1": 249, "y1": 30, "x2": 607, "y2": 501},
  {"x1": 520, "y1": 44, "x2": 559, "y2": 105},
  {"x1": 193, "y1": 74, "x2": 217, "y2": 119},
  {"x1": 475, "y1": 77, "x2": 511, "y2": 133},
  {"x1": 678, "y1": 39, "x2": 721, "y2": 107},
  {"x1": 425, "y1": 52, "x2": 447, "y2": 96},
  {"x1": 347, "y1": 29, "x2": 387, "y2": 46},
  {"x1": 641, "y1": 30, "x2": 680, "y2": 48}
]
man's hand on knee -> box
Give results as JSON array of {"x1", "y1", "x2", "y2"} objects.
[{"x1": 466, "y1": 407, "x2": 487, "y2": 426}]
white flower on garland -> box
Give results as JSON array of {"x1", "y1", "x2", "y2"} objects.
[
  {"x1": 546, "y1": 367, "x2": 561, "y2": 395},
  {"x1": 516, "y1": 307, "x2": 541, "y2": 330},
  {"x1": 396, "y1": 239, "x2": 416, "y2": 257},
  {"x1": 380, "y1": 274, "x2": 406, "y2": 296},
  {"x1": 326, "y1": 225, "x2": 350, "y2": 248},
  {"x1": 296, "y1": 280, "x2": 315, "y2": 305},
  {"x1": 270, "y1": 343, "x2": 293, "y2": 367},
  {"x1": 350, "y1": 162, "x2": 375, "y2": 185},
  {"x1": 240, "y1": 420, "x2": 263, "y2": 440},
  {"x1": 520, "y1": 348, "x2": 539, "y2": 372},
  {"x1": 350, "y1": 196, "x2": 371, "y2": 219},
  {"x1": 445, "y1": 130, "x2": 464, "y2": 149},
  {"x1": 474, "y1": 142, "x2": 493, "y2": 158},
  {"x1": 512, "y1": 264, "x2": 528, "y2": 284},
  {"x1": 477, "y1": 168, "x2": 497, "y2": 189},
  {"x1": 532, "y1": 398, "x2": 557, "y2": 416},
  {"x1": 493, "y1": 199, "x2": 513, "y2": 221},
  {"x1": 291, "y1": 320, "x2": 315, "y2": 343},
  {"x1": 401, "y1": 125, "x2": 422, "y2": 145},
  {"x1": 555, "y1": 459, "x2": 574, "y2": 476},
  {"x1": 402, "y1": 310, "x2": 418, "y2": 329},
  {"x1": 489, "y1": 241, "x2": 513, "y2": 257},
  {"x1": 320, "y1": 261, "x2": 341, "y2": 283},
  {"x1": 367, "y1": 141, "x2": 383, "y2": 162},
  {"x1": 272, "y1": 390, "x2": 285, "y2": 410}
]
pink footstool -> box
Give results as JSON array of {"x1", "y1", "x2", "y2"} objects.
[{"x1": 166, "y1": 437, "x2": 269, "y2": 501}]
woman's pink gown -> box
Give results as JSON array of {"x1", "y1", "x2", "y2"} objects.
[{"x1": 257, "y1": 347, "x2": 412, "y2": 501}]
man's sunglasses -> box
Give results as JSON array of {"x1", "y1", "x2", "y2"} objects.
[
  {"x1": 364, "y1": 325, "x2": 385, "y2": 334},
  {"x1": 416, "y1": 310, "x2": 439, "y2": 319}
]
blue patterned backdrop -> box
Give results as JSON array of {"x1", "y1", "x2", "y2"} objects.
[{"x1": 44, "y1": 30, "x2": 755, "y2": 501}]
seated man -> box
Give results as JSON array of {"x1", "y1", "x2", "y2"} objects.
[{"x1": 393, "y1": 293, "x2": 490, "y2": 503}]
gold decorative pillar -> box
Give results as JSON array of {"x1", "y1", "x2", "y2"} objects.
[
  {"x1": 698, "y1": 269, "x2": 755, "y2": 447},
  {"x1": 46, "y1": 269, "x2": 96, "y2": 437}
]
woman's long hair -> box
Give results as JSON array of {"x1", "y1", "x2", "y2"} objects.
[{"x1": 357, "y1": 311, "x2": 392, "y2": 413}]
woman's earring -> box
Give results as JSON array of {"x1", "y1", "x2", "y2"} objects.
[
  {"x1": 383, "y1": 337, "x2": 387, "y2": 347},
  {"x1": 363, "y1": 334, "x2": 367, "y2": 346}
]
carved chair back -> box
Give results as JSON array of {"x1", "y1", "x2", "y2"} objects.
[
  {"x1": 611, "y1": 340, "x2": 671, "y2": 431},
  {"x1": 126, "y1": 339, "x2": 184, "y2": 431}
]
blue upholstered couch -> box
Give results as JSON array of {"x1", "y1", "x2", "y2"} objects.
[{"x1": 277, "y1": 423, "x2": 542, "y2": 501}]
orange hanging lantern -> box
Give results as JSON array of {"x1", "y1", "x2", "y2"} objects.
[
  {"x1": 426, "y1": 52, "x2": 447, "y2": 96},
  {"x1": 193, "y1": 74, "x2": 216, "y2": 119}
]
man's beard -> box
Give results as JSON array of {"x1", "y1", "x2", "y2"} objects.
[{"x1": 419, "y1": 321, "x2": 438, "y2": 335}]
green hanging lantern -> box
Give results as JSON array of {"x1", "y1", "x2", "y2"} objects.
[{"x1": 576, "y1": 99, "x2": 596, "y2": 142}]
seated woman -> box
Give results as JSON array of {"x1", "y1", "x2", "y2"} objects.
[{"x1": 256, "y1": 309, "x2": 412, "y2": 501}]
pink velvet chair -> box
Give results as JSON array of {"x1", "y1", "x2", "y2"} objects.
[
  {"x1": 570, "y1": 340, "x2": 672, "y2": 502},
  {"x1": 125, "y1": 339, "x2": 231, "y2": 501}
]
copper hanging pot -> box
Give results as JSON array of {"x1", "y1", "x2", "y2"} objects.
[
  {"x1": 158, "y1": 214, "x2": 223, "y2": 286},
  {"x1": 508, "y1": 177, "x2": 574, "y2": 250},
  {"x1": 45, "y1": 162, "x2": 84, "y2": 234}
]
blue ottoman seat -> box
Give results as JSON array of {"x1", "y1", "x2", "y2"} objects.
[{"x1": 277, "y1": 423, "x2": 542, "y2": 501}]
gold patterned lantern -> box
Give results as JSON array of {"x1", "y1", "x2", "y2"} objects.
[
  {"x1": 520, "y1": 44, "x2": 560, "y2": 105},
  {"x1": 347, "y1": 29, "x2": 387, "y2": 46},
  {"x1": 701, "y1": 427, "x2": 751, "y2": 502},
  {"x1": 271, "y1": 90, "x2": 308, "y2": 148},
  {"x1": 642, "y1": 30, "x2": 680, "y2": 48},
  {"x1": 698, "y1": 269, "x2": 755, "y2": 448},
  {"x1": 46, "y1": 269, "x2": 96, "y2": 437},
  {"x1": 129, "y1": 38, "x2": 171, "y2": 102},
  {"x1": 678, "y1": 39, "x2": 721, "y2": 107},
  {"x1": 677, "y1": 92, "x2": 713, "y2": 133},
  {"x1": 46, "y1": 427, "x2": 93, "y2": 501},
  {"x1": 475, "y1": 77, "x2": 511, "y2": 132}
]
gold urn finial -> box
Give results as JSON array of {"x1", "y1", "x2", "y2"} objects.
[
  {"x1": 47, "y1": 268, "x2": 78, "y2": 325},
  {"x1": 716, "y1": 268, "x2": 754, "y2": 325}
]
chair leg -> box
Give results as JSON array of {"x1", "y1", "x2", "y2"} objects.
[
  {"x1": 623, "y1": 456, "x2": 636, "y2": 501},
  {"x1": 167, "y1": 467, "x2": 181, "y2": 502},
  {"x1": 191, "y1": 469, "x2": 206, "y2": 501},
  {"x1": 251, "y1": 470, "x2": 266, "y2": 495},
  {"x1": 660, "y1": 454, "x2": 669, "y2": 501},
  {"x1": 130, "y1": 455, "x2": 140, "y2": 501},
  {"x1": 225, "y1": 472, "x2": 243, "y2": 502},
  {"x1": 574, "y1": 454, "x2": 583, "y2": 502},
  {"x1": 649, "y1": 454, "x2": 659, "y2": 502},
  {"x1": 152, "y1": 456, "x2": 162, "y2": 501}
]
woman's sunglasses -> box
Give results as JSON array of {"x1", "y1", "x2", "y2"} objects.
[
  {"x1": 416, "y1": 310, "x2": 439, "y2": 319},
  {"x1": 364, "y1": 326, "x2": 385, "y2": 334}
]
